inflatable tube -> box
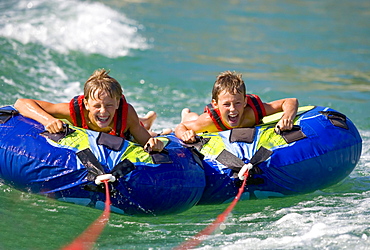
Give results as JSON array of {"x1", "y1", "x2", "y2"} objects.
[
  {"x1": 0, "y1": 106, "x2": 205, "y2": 215},
  {"x1": 191, "y1": 106, "x2": 362, "y2": 204},
  {"x1": 0, "y1": 105, "x2": 362, "y2": 214}
]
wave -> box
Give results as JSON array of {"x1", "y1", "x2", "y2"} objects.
[{"x1": 0, "y1": 0, "x2": 148, "y2": 57}]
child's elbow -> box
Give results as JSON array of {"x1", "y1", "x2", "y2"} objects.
[{"x1": 291, "y1": 98, "x2": 299, "y2": 106}]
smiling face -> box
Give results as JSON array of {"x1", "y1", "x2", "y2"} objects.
[
  {"x1": 212, "y1": 90, "x2": 247, "y2": 128},
  {"x1": 84, "y1": 90, "x2": 120, "y2": 130}
]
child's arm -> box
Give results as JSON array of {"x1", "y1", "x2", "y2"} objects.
[
  {"x1": 264, "y1": 98, "x2": 299, "y2": 131},
  {"x1": 14, "y1": 98, "x2": 70, "y2": 133},
  {"x1": 126, "y1": 104, "x2": 164, "y2": 152},
  {"x1": 175, "y1": 123, "x2": 198, "y2": 143},
  {"x1": 175, "y1": 113, "x2": 216, "y2": 143}
]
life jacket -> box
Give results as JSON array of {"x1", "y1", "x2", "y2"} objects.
[
  {"x1": 69, "y1": 95, "x2": 128, "y2": 138},
  {"x1": 204, "y1": 94, "x2": 266, "y2": 131}
]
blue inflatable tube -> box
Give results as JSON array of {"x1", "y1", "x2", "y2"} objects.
[
  {"x1": 0, "y1": 106, "x2": 205, "y2": 215},
  {"x1": 194, "y1": 106, "x2": 362, "y2": 204},
  {"x1": 0, "y1": 105, "x2": 362, "y2": 214}
]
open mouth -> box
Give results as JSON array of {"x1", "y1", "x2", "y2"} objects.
[
  {"x1": 228, "y1": 114, "x2": 239, "y2": 126},
  {"x1": 96, "y1": 116, "x2": 109, "y2": 123}
]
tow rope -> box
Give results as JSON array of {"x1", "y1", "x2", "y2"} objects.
[
  {"x1": 174, "y1": 171, "x2": 249, "y2": 250},
  {"x1": 174, "y1": 146, "x2": 272, "y2": 250},
  {"x1": 62, "y1": 176, "x2": 113, "y2": 250}
]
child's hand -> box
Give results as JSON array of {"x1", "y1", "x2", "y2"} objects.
[
  {"x1": 275, "y1": 118, "x2": 294, "y2": 132},
  {"x1": 45, "y1": 118, "x2": 65, "y2": 133},
  {"x1": 145, "y1": 137, "x2": 164, "y2": 152},
  {"x1": 180, "y1": 130, "x2": 198, "y2": 144}
]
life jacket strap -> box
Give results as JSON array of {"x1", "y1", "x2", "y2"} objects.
[
  {"x1": 246, "y1": 94, "x2": 266, "y2": 124},
  {"x1": 70, "y1": 95, "x2": 84, "y2": 127},
  {"x1": 205, "y1": 104, "x2": 230, "y2": 131}
]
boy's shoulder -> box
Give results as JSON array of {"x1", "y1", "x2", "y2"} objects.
[{"x1": 240, "y1": 106, "x2": 258, "y2": 127}]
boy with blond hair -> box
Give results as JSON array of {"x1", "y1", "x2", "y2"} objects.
[
  {"x1": 175, "y1": 71, "x2": 298, "y2": 143},
  {"x1": 15, "y1": 69, "x2": 164, "y2": 151}
]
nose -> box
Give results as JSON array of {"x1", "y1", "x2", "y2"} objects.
[
  {"x1": 229, "y1": 103, "x2": 236, "y2": 111},
  {"x1": 100, "y1": 105, "x2": 107, "y2": 113}
]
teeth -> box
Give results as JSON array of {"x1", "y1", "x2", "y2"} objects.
[{"x1": 97, "y1": 117, "x2": 109, "y2": 122}]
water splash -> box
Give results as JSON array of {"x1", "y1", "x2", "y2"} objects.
[{"x1": 0, "y1": 0, "x2": 148, "y2": 57}]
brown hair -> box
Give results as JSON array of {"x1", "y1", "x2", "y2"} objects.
[
  {"x1": 211, "y1": 71, "x2": 246, "y2": 102},
  {"x1": 84, "y1": 69, "x2": 122, "y2": 101}
]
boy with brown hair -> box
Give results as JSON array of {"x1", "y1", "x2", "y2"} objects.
[
  {"x1": 175, "y1": 71, "x2": 299, "y2": 143},
  {"x1": 14, "y1": 69, "x2": 164, "y2": 152}
]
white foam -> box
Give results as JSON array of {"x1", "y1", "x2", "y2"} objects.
[{"x1": 0, "y1": 0, "x2": 148, "y2": 57}]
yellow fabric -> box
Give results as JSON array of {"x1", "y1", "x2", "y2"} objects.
[
  {"x1": 56, "y1": 126, "x2": 90, "y2": 150},
  {"x1": 156, "y1": 137, "x2": 170, "y2": 147},
  {"x1": 199, "y1": 134, "x2": 227, "y2": 157},
  {"x1": 118, "y1": 137, "x2": 170, "y2": 163},
  {"x1": 120, "y1": 141, "x2": 154, "y2": 163},
  {"x1": 54, "y1": 123, "x2": 171, "y2": 164},
  {"x1": 119, "y1": 137, "x2": 171, "y2": 164},
  {"x1": 257, "y1": 126, "x2": 287, "y2": 149}
]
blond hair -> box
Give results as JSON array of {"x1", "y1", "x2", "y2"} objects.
[
  {"x1": 211, "y1": 71, "x2": 246, "y2": 102},
  {"x1": 84, "y1": 69, "x2": 122, "y2": 101}
]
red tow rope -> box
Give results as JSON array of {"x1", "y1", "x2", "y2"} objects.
[
  {"x1": 62, "y1": 180, "x2": 111, "y2": 250},
  {"x1": 174, "y1": 170, "x2": 249, "y2": 250}
]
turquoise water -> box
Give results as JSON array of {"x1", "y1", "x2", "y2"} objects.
[{"x1": 0, "y1": 0, "x2": 370, "y2": 249}]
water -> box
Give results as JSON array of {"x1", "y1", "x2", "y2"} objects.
[{"x1": 0, "y1": 0, "x2": 369, "y2": 249}]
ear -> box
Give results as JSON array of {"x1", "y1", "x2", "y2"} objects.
[
  {"x1": 83, "y1": 99, "x2": 89, "y2": 110},
  {"x1": 211, "y1": 99, "x2": 218, "y2": 109},
  {"x1": 244, "y1": 95, "x2": 248, "y2": 107}
]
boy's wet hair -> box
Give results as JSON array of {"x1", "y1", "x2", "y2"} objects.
[
  {"x1": 84, "y1": 69, "x2": 122, "y2": 101},
  {"x1": 211, "y1": 71, "x2": 246, "y2": 102}
]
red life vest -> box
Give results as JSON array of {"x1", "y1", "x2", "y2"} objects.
[
  {"x1": 69, "y1": 95, "x2": 128, "y2": 138},
  {"x1": 204, "y1": 94, "x2": 266, "y2": 131}
]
